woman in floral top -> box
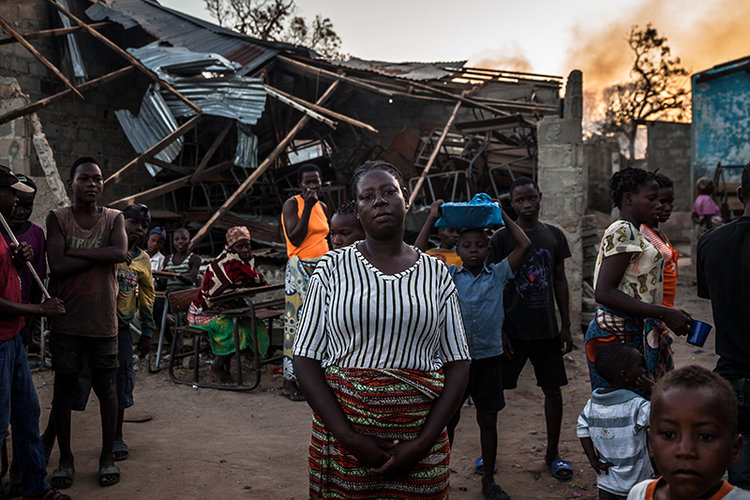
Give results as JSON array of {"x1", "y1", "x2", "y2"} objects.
[{"x1": 585, "y1": 168, "x2": 692, "y2": 393}]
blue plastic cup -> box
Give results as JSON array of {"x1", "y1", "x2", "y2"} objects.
[{"x1": 687, "y1": 319, "x2": 712, "y2": 347}]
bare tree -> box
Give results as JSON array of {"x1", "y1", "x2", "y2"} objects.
[
  {"x1": 204, "y1": 0, "x2": 344, "y2": 60},
  {"x1": 601, "y1": 24, "x2": 690, "y2": 158}
]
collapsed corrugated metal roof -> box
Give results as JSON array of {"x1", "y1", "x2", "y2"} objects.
[
  {"x1": 128, "y1": 43, "x2": 240, "y2": 76},
  {"x1": 85, "y1": 0, "x2": 311, "y2": 73},
  {"x1": 114, "y1": 85, "x2": 183, "y2": 176},
  {"x1": 334, "y1": 57, "x2": 467, "y2": 81},
  {"x1": 163, "y1": 76, "x2": 266, "y2": 125}
]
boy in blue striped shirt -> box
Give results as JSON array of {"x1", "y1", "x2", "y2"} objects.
[{"x1": 577, "y1": 343, "x2": 654, "y2": 499}]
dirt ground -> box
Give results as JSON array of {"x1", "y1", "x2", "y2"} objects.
[{"x1": 25, "y1": 260, "x2": 717, "y2": 499}]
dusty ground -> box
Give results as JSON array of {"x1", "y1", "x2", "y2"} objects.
[{"x1": 23, "y1": 261, "x2": 716, "y2": 499}]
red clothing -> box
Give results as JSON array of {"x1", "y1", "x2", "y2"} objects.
[{"x1": 0, "y1": 237, "x2": 24, "y2": 340}]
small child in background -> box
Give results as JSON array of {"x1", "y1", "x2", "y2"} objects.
[
  {"x1": 628, "y1": 365, "x2": 749, "y2": 500},
  {"x1": 159, "y1": 228, "x2": 201, "y2": 292},
  {"x1": 578, "y1": 343, "x2": 654, "y2": 500},
  {"x1": 146, "y1": 226, "x2": 167, "y2": 271},
  {"x1": 693, "y1": 177, "x2": 723, "y2": 239},
  {"x1": 445, "y1": 211, "x2": 531, "y2": 500},
  {"x1": 329, "y1": 202, "x2": 364, "y2": 249},
  {"x1": 415, "y1": 199, "x2": 462, "y2": 267}
]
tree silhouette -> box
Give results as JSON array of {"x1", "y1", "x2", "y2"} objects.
[
  {"x1": 601, "y1": 24, "x2": 689, "y2": 158},
  {"x1": 204, "y1": 0, "x2": 344, "y2": 60}
]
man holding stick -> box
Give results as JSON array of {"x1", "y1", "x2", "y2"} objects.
[{"x1": 0, "y1": 165, "x2": 68, "y2": 500}]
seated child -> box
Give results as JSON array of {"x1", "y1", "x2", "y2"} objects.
[
  {"x1": 578, "y1": 343, "x2": 654, "y2": 500},
  {"x1": 146, "y1": 226, "x2": 167, "y2": 271},
  {"x1": 188, "y1": 226, "x2": 268, "y2": 384},
  {"x1": 159, "y1": 228, "x2": 201, "y2": 292},
  {"x1": 628, "y1": 365, "x2": 748, "y2": 500},
  {"x1": 693, "y1": 177, "x2": 723, "y2": 240},
  {"x1": 329, "y1": 202, "x2": 364, "y2": 250},
  {"x1": 445, "y1": 211, "x2": 531, "y2": 500},
  {"x1": 415, "y1": 199, "x2": 462, "y2": 267}
]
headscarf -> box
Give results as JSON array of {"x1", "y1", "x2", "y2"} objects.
[{"x1": 226, "y1": 226, "x2": 251, "y2": 249}]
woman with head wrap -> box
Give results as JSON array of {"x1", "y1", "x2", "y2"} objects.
[{"x1": 188, "y1": 226, "x2": 268, "y2": 384}]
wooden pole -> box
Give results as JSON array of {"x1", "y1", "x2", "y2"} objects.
[
  {"x1": 404, "y1": 80, "x2": 509, "y2": 117},
  {"x1": 0, "y1": 15, "x2": 84, "y2": 100},
  {"x1": 104, "y1": 114, "x2": 203, "y2": 186},
  {"x1": 0, "y1": 66, "x2": 134, "y2": 125},
  {"x1": 0, "y1": 22, "x2": 109, "y2": 46},
  {"x1": 190, "y1": 80, "x2": 340, "y2": 250},
  {"x1": 109, "y1": 161, "x2": 233, "y2": 209},
  {"x1": 265, "y1": 84, "x2": 378, "y2": 133},
  {"x1": 191, "y1": 121, "x2": 233, "y2": 182},
  {"x1": 47, "y1": 0, "x2": 202, "y2": 115},
  {"x1": 277, "y1": 56, "x2": 393, "y2": 98},
  {"x1": 407, "y1": 99, "x2": 463, "y2": 210},
  {"x1": 264, "y1": 86, "x2": 337, "y2": 128}
]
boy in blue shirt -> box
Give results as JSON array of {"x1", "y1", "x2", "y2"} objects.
[{"x1": 445, "y1": 211, "x2": 530, "y2": 500}]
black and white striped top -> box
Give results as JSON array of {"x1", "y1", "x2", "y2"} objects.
[{"x1": 293, "y1": 245, "x2": 470, "y2": 370}]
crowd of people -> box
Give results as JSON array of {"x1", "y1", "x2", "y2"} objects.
[{"x1": 0, "y1": 155, "x2": 748, "y2": 500}]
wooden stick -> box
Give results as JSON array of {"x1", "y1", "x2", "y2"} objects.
[
  {"x1": 0, "y1": 22, "x2": 109, "y2": 46},
  {"x1": 0, "y1": 212, "x2": 51, "y2": 299},
  {"x1": 0, "y1": 15, "x2": 84, "y2": 100},
  {"x1": 191, "y1": 121, "x2": 233, "y2": 182},
  {"x1": 109, "y1": 161, "x2": 233, "y2": 209},
  {"x1": 190, "y1": 81, "x2": 340, "y2": 250},
  {"x1": 407, "y1": 99, "x2": 463, "y2": 209},
  {"x1": 403, "y1": 80, "x2": 509, "y2": 117},
  {"x1": 277, "y1": 56, "x2": 393, "y2": 97},
  {"x1": 47, "y1": 0, "x2": 202, "y2": 114},
  {"x1": 0, "y1": 66, "x2": 134, "y2": 125},
  {"x1": 265, "y1": 84, "x2": 378, "y2": 133},
  {"x1": 146, "y1": 157, "x2": 193, "y2": 176},
  {"x1": 264, "y1": 86, "x2": 337, "y2": 128},
  {"x1": 104, "y1": 114, "x2": 203, "y2": 186}
]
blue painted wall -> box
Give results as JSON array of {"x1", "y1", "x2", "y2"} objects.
[{"x1": 691, "y1": 66, "x2": 750, "y2": 183}]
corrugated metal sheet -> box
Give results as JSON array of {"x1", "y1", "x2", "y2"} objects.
[
  {"x1": 128, "y1": 43, "x2": 239, "y2": 76},
  {"x1": 235, "y1": 123, "x2": 258, "y2": 169},
  {"x1": 334, "y1": 57, "x2": 467, "y2": 81},
  {"x1": 85, "y1": 0, "x2": 280, "y2": 74},
  {"x1": 162, "y1": 76, "x2": 267, "y2": 125},
  {"x1": 114, "y1": 85, "x2": 183, "y2": 176}
]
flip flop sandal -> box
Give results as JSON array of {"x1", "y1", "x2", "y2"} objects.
[
  {"x1": 282, "y1": 389, "x2": 305, "y2": 401},
  {"x1": 549, "y1": 459, "x2": 573, "y2": 480},
  {"x1": 474, "y1": 456, "x2": 498, "y2": 475},
  {"x1": 50, "y1": 465, "x2": 74, "y2": 489},
  {"x1": 98, "y1": 463, "x2": 120, "y2": 487},
  {"x1": 40, "y1": 487, "x2": 71, "y2": 500},
  {"x1": 482, "y1": 484, "x2": 511, "y2": 500},
  {"x1": 113, "y1": 440, "x2": 129, "y2": 461}
]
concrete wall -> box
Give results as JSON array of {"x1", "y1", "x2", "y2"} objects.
[
  {"x1": 645, "y1": 121, "x2": 692, "y2": 249},
  {"x1": 537, "y1": 70, "x2": 584, "y2": 333},
  {"x1": 692, "y1": 68, "x2": 750, "y2": 182},
  {"x1": 583, "y1": 136, "x2": 621, "y2": 213},
  {"x1": 0, "y1": 0, "x2": 153, "y2": 213}
]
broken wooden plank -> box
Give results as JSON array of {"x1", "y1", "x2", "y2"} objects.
[
  {"x1": 264, "y1": 85, "x2": 337, "y2": 128},
  {"x1": 191, "y1": 121, "x2": 233, "y2": 182},
  {"x1": 0, "y1": 66, "x2": 134, "y2": 125},
  {"x1": 407, "y1": 99, "x2": 463, "y2": 209},
  {"x1": 109, "y1": 160, "x2": 233, "y2": 208},
  {"x1": 265, "y1": 84, "x2": 378, "y2": 133},
  {"x1": 47, "y1": 0, "x2": 201, "y2": 115},
  {"x1": 0, "y1": 15, "x2": 84, "y2": 99},
  {"x1": 104, "y1": 114, "x2": 203, "y2": 186},
  {"x1": 0, "y1": 22, "x2": 109, "y2": 46},
  {"x1": 277, "y1": 55, "x2": 393, "y2": 98},
  {"x1": 190, "y1": 80, "x2": 340, "y2": 250}
]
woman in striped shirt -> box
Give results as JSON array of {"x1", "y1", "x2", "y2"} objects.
[{"x1": 293, "y1": 161, "x2": 471, "y2": 499}]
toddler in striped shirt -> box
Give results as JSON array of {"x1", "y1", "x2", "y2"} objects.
[{"x1": 578, "y1": 343, "x2": 655, "y2": 499}]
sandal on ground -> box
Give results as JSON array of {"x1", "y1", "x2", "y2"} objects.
[
  {"x1": 113, "y1": 440, "x2": 129, "y2": 461},
  {"x1": 482, "y1": 484, "x2": 511, "y2": 500},
  {"x1": 474, "y1": 456, "x2": 497, "y2": 475},
  {"x1": 548, "y1": 459, "x2": 573, "y2": 480},
  {"x1": 50, "y1": 465, "x2": 74, "y2": 489},
  {"x1": 98, "y1": 463, "x2": 120, "y2": 487},
  {"x1": 40, "y1": 487, "x2": 71, "y2": 500},
  {"x1": 281, "y1": 389, "x2": 305, "y2": 401}
]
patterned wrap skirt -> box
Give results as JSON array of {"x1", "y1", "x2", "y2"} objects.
[
  {"x1": 283, "y1": 255, "x2": 322, "y2": 380},
  {"x1": 309, "y1": 366, "x2": 450, "y2": 499},
  {"x1": 585, "y1": 306, "x2": 673, "y2": 395}
]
